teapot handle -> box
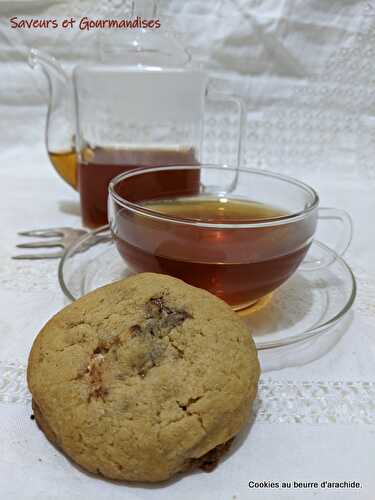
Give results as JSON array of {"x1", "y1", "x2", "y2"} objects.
[{"x1": 205, "y1": 80, "x2": 245, "y2": 168}]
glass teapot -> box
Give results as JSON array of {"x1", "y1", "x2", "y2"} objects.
[{"x1": 30, "y1": 0, "x2": 244, "y2": 227}]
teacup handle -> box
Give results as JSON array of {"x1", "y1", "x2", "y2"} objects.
[
  {"x1": 300, "y1": 207, "x2": 353, "y2": 271},
  {"x1": 205, "y1": 80, "x2": 245, "y2": 169}
]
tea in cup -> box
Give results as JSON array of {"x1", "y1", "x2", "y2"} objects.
[{"x1": 108, "y1": 165, "x2": 352, "y2": 310}]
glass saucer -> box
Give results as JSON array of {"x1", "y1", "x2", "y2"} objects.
[{"x1": 58, "y1": 226, "x2": 356, "y2": 351}]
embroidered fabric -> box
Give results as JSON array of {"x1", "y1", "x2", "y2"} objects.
[{"x1": 2, "y1": 361, "x2": 374, "y2": 424}]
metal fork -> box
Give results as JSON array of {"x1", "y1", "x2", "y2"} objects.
[{"x1": 13, "y1": 227, "x2": 104, "y2": 260}]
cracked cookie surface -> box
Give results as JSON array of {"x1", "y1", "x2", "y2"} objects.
[{"x1": 27, "y1": 273, "x2": 260, "y2": 482}]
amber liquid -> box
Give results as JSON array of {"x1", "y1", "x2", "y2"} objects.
[
  {"x1": 113, "y1": 196, "x2": 315, "y2": 309},
  {"x1": 78, "y1": 146, "x2": 199, "y2": 228},
  {"x1": 48, "y1": 151, "x2": 77, "y2": 189}
]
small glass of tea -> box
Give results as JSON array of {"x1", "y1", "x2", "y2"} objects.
[{"x1": 108, "y1": 165, "x2": 352, "y2": 310}]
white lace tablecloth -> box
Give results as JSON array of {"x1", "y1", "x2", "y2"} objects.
[{"x1": 1, "y1": 1, "x2": 375, "y2": 498}]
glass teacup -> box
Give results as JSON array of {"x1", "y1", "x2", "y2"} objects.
[{"x1": 108, "y1": 165, "x2": 352, "y2": 310}]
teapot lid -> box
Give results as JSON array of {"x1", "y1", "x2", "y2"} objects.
[{"x1": 99, "y1": 0, "x2": 190, "y2": 67}]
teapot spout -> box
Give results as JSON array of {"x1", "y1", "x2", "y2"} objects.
[
  {"x1": 29, "y1": 48, "x2": 68, "y2": 97},
  {"x1": 29, "y1": 49, "x2": 76, "y2": 187}
]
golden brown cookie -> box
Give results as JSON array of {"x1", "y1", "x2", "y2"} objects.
[{"x1": 28, "y1": 273, "x2": 259, "y2": 482}]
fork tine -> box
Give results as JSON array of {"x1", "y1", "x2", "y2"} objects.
[
  {"x1": 16, "y1": 239, "x2": 63, "y2": 249},
  {"x1": 12, "y1": 251, "x2": 65, "y2": 260},
  {"x1": 18, "y1": 229, "x2": 64, "y2": 238}
]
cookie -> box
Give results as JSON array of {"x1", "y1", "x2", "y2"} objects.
[{"x1": 28, "y1": 273, "x2": 259, "y2": 482}]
